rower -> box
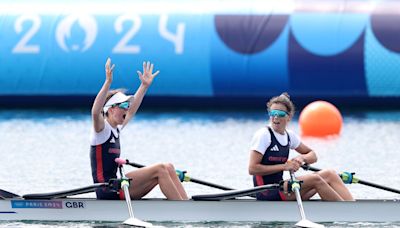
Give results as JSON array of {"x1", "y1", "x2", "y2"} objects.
[
  {"x1": 248, "y1": 93, "x2": 354, "y2": 201},
  {"x1": 90, "y1": 58, "x2": 188, "y2": 201}
]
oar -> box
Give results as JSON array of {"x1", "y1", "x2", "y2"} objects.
[
  {"x1": 290, "y1": 171, "x2": 325, "y2": 228},
  {"x1": 23, "y1": 183, "x2": 108, "y2": 199},
  {"x1": 192, "y1": 183, "x2": 280, "y2": 201},
  {"x1": 301, "y1": 164, "x2": 400, "y2": 194},
  {"x1": 115, "y1": 158, "x2": 153, "y2": 227},
  {"x1": 121, "y1": 159, "x2": 234, "y2": 191},
  {"x1": 0, "y1": 189, "x2": 20, "y2": 199}
]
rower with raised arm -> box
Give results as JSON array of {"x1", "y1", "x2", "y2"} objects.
[
  {"x1": 90, "y1": 58, "x2": 188, "y2": 200},
  {"x1": 248, "y1": 93, "x2": 354, "y2": 201}
]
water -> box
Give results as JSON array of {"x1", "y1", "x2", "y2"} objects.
[
  {"x1": 1, "y1": 108, "x2": 400, "y2": 227},
  {"x1": 0, "y1": 221, "x2": 398, "y2": 228}
]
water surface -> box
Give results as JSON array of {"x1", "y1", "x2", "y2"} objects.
[{"x1": 1, "y1": 109, "x2": 399, "y2": 227}]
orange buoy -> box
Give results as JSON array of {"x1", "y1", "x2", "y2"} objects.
[{"x1": 299, "y1": 101, "x2": 343, "y2": 137}]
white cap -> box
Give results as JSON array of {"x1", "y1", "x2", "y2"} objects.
[{"x1": 103, "y1": 92, "x2": 132, "y2": 113}]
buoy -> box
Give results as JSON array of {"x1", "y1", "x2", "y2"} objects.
[{"x1": 299, "y1": 101, "x2": 343, "y2": 137}]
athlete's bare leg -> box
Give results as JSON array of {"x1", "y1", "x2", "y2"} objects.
[
  {"x1": 165, "y1": 163, "x2": 189, "y2": 199},
  {"x1": 126, "y1": 163, "x2": 188, "y2": 200},
  {"x1": 317, "y1": 169, "x2": 354, "y2": 201},
  {"x1": 283, "y1": 173, "x2": 344, "y2": 201}
]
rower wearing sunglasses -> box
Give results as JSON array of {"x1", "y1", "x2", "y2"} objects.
[
  {"x1": 248, "y1": 93, "x2": 354, "y2": 201},
  {"x1": 90, "y1": 58, "x2": 188, "y2": 200}
]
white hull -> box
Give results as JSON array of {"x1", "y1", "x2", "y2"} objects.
[{"x1": 1, "y1": 198, "x2": 399, "y2": 222}]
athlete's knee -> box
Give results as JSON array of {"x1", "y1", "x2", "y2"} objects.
[
  {"x1": 164, "y1": 163, "x2": 175, "y2": 171},
  {"x1": 309, "y1": 173, "x2": 325, "y2": 186},
  {"x1": 319, "y1": 169, "x2": 339, "y2": 182},
  {"x1": 154, "y1": 163, "x2": 170, "y2": 177},
  {"x1": 163, "y1": 163, "x2": 178, "y2": 176},
  {"x1": 326, "y1": 169, "x2": 338, "y2": 178}
]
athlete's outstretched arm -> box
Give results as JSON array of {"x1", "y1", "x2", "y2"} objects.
[
  {"x1": 122, "y1": 61, "x2": 159, "y2": 128},
  {"x1": 92, "y1": 58, "x2": 114, "y2": 132}
]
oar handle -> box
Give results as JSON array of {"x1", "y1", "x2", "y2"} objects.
[
  {"x1": 301, "y1": 164, "x2": 400, "y2": 194},
  {"x1": 122, "y1": 159, "x2": 235, "y2": 191},
  {"x1": 126, "y1": 160, "x2": 145, "y2": 168},
  {"x1": 301, "y1": 164, "x2": 321, "y2": 172}
]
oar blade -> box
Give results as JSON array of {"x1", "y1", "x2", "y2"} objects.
[
  {"x1": 295, "y1": 219, "x2": 325, "y2": 228},
  {"x1": 123, "y1": 217, "x2": 153, "y2": 227}
]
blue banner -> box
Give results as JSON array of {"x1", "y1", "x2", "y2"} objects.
[{"x1": 1, "y1": 0, "x2": 400, "y2": 105}]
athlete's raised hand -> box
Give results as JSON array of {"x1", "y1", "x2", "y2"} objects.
[
  {"x1": 105, "y1": 58, "x2": 115, "y2": 83},
  {"x1": 137, "y1": 61, "x2": 159, "y2": 87}
]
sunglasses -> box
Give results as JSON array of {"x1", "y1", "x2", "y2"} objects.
[
  {"x1": 112, "y1": 101, "x2": 130, "y2": 110},
  {"x1": 268, "y1": 109, "x2": 289, "y2": 118}
]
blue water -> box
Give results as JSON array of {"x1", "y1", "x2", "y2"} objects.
[{"x1": 1, "y1": 108, "x2": 400, "y2": 227}]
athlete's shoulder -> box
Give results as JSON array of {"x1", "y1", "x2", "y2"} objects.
[
  {"x1": 286, "y1": 129, "x2": 299, "y2": 137},
  {"x1": 90, "y1": 120, "x2": 113, "y2": 146},
  {"x1": 256, "y1": 126, "x2": 271, "y2": 134},
  {"x1": 286, "y1": 129, "x2": 301, "y2": 148},
  {"x1": 253, "y1": 126, "x2": 270, "y2": 138}
]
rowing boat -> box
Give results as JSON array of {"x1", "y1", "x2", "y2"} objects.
[
  {"x1": 1, "y1": 197, "x2": 399, "y2": 222},
  {"x1": 2, "y1": 162, "x2": 400, "y2": 225}
]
